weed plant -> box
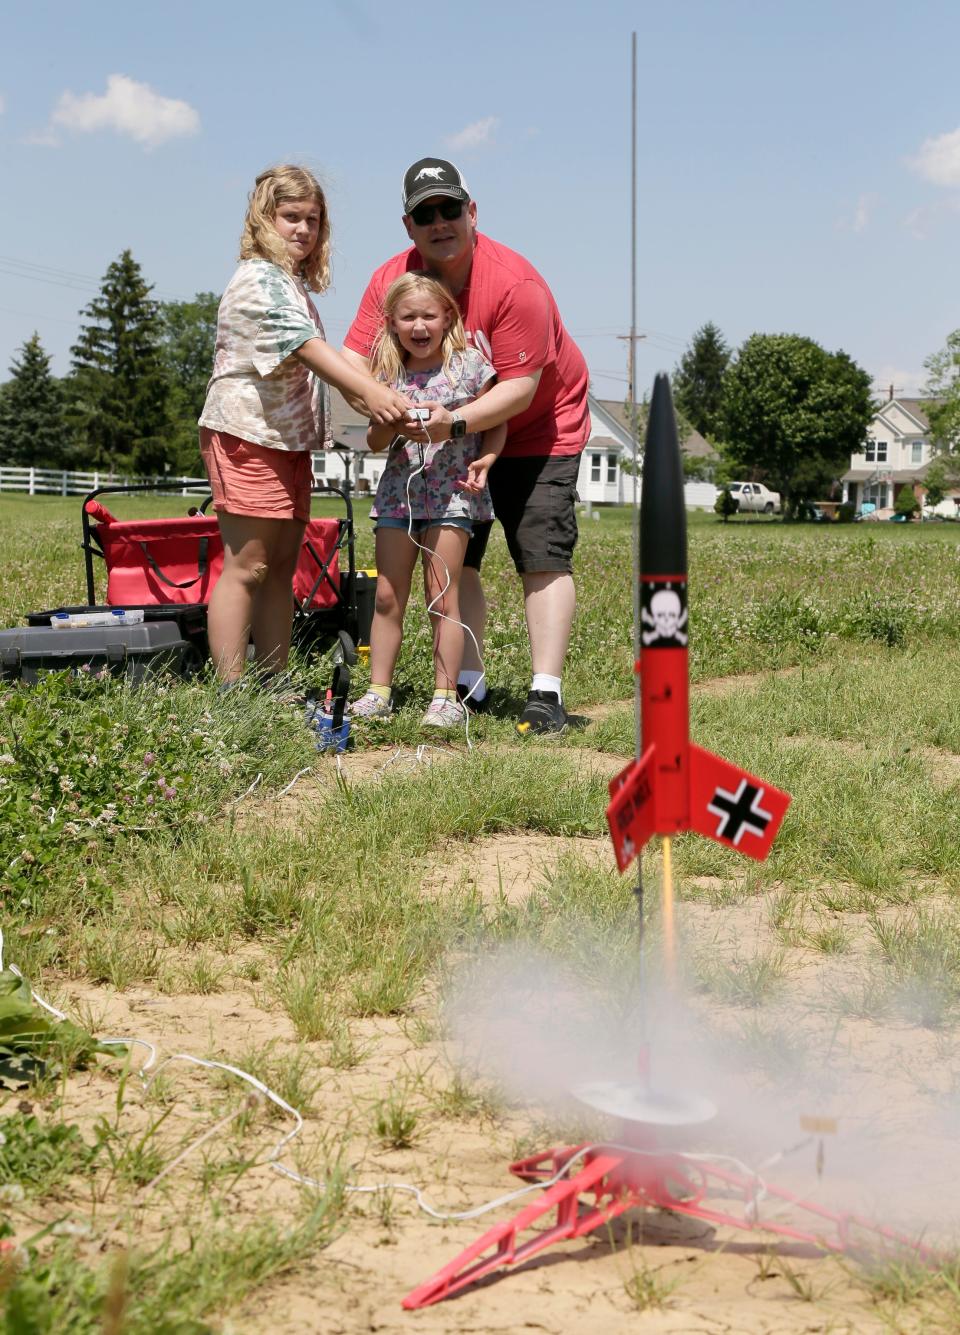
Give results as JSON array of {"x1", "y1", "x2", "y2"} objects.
[{"x1": 0, "y1": 1196, "x2": 342, "y2": 1334}]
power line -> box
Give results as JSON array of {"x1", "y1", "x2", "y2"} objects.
[{"x1": 0, "y1": 254, "x2": 188, "y2": 303}]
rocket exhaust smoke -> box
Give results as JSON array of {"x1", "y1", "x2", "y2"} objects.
[{"x1": 445, "y1": 925, "x2": 960, "y2": 1244}]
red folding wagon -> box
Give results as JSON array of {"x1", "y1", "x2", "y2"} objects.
[{"x1": 3, "y1": 479, "x2": 371, "y2": 683}]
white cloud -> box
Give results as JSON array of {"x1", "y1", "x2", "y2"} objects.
[
  {"x1": 837, "y1": 191, "x2": 877, "y2": 233},
  {"x1": 871, "y1": 364, "x2": 927, "y2": 398},
  {"x1": 908, "y1": 126, "x2": 960, "y2": 187},
  {"x1": 445, "y1": 116, "x2": 499, "y2": 152},
  {"x1": 852, "y1": 193, "x2": 874, "y2": 232},
  {"x1": 24, "y1": 127, "x2": 60, "y2": 147},
  {"x1": 904, "y1": 206, "x2": 929, "y2": 241},
  {"x1": 47, "y1": 74, "x2": 199, "y2": 149}
]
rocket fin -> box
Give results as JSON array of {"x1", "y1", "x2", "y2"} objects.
[
  {"x1": 606, "y1": 746, "x2": 657, "y2": 872},
  {"x1": 688, "y1": 743, "x2": 791, "y2": 862}
]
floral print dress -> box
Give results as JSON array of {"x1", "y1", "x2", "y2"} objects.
[{"x1": 371, "y1": 349, "x2": 495, "y2": 525}]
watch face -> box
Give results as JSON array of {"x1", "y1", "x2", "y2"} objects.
[{"x1": 451, "y1": 415, "x2": 466, "y2": 438}]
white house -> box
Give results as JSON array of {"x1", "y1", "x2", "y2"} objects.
[
  {"x1": 842, "y1": 395, "x2": 938, "y2": 512},
  {"x1": 581, "y1": 399, "x2": 720, "y2": 510},
  {"x1": 315, "y1": 392, "x2": 721, "y2": 509}
]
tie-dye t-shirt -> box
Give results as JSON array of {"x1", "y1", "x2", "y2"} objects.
[
  {"x1": 371, "y1": 349, "x2": 496, "y2": 525},
  {"x1": 199, "y1": 259, "x2": 332, "y2": 453}
]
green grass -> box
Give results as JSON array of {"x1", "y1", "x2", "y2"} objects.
[{"x1": 2, "y1": 496, "x2": 960, "y2": 1328}]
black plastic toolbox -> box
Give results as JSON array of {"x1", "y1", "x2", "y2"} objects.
[
  {"x1": 27, "y1": 603, "x2": 209, "y2": 663},
  {"x1": 0, "y1": 620, "x2": 194, "y2": 684}
]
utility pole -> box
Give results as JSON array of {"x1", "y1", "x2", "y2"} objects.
[{"x1": 617, "y1": 332, "x2": 648, "y2": 430}]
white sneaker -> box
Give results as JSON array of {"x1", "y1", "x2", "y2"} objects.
[
  {"x1": 349, "y1": 690, "x2": 393, "y2": 719},
  {"x1": 421, "y1": 697, "x2": 466, "y2": 729}
]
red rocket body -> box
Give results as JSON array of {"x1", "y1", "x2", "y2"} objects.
[{"x1": 606, "y1": 375, "x2": 791, "y2": 871}]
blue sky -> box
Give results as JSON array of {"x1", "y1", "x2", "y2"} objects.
[{"x1": 2, "y1": 0, "x2": 958, "y2": 404}]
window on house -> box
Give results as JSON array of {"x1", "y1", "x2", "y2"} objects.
[
  {"x1": 314, "y1": 453, "x2": 326, "y2": 475},
  {"x1": 865, "y1": 440, "x2": 875, "y2": 462},
  {"x1": 912, "y1": 440, "x2": 923, "y2": 465},
  {"x1": 590, "y1": 453, "x2": 601, "y2": 483},
  {"x1": 606, "y1": 453, "x2": 617, "y2": 484}
]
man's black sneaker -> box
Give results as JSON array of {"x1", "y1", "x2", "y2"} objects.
[
  {"x1": 456, "y1": 683, "x2": 492, "y2": 714},
  {"x1": 516, "y1": 690, "x2": 567, "y2": 736}
]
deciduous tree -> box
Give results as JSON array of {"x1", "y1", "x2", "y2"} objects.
[
  {"x1": 719, "y1": 334, "x2": 873, "y2": 517},
  {"x1": 923, "y1": 329, "x2": 960, "y2": 451},
  {"x1": 158, "y1": 292, "x2": 220, "y2": 474}
]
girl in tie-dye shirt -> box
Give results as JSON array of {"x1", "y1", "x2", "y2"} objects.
[{"x1": 198, "y1": 165, "x2": 410, "y2": 687}]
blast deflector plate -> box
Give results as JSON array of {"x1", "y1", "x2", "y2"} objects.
[{"x1": 573, "y1": 1080, "x2": 717, "y2": 1126}]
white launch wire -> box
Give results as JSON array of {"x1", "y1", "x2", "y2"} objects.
[
  {"x1": 4, "y1": 923, "x2": 831, "y2": 1236},
  {"x1": 230, "y1": 773, "x2": 263, "y2": 804},
  {"x1": 349, "y1": 426, "x2": 485, "y2": 762},
  {"x1": 403, "y1": 436, "x2": 483, "y2": 752},
  {"x1": 276, "y1": 767, "x2": 312, "y2": 800}
]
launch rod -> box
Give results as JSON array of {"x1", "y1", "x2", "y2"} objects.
[{"x1": 661, "y1": 837, "x2": 676, "y2": 987}]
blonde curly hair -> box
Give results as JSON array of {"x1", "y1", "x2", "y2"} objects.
[
  {"x1": 369, "y1": 273, "x2": 467, "y2": 387},
  {"x1": 239, "y1": 164, "x2": 331, "y2": 293}
]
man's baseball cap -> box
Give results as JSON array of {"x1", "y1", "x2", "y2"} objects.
[{"x1": 402, "y1": 158, "x2": 471, "y2": 213}]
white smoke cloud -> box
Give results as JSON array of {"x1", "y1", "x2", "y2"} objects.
[
  {"x1": 47, "y1": 74, "x2": 199, "y2": 149},
  {"x1": 446, "y1": 937, "x2": 960, "y2": 1245}
]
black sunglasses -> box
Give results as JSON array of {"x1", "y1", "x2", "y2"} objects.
[{"x1": 409, "y1": 199, "x2": 465, "y2": 226}]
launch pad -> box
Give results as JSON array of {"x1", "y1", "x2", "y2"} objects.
[{"x1": 402, "y1": 1089, "x2": 929, "y2": 1310}]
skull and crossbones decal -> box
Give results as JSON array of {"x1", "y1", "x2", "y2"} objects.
[{"x1": 641, "y1": 584, "x2": 688, "y2": 646}]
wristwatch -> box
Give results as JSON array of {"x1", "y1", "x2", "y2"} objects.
[{"x1": 450, "y1": 412, "x2": 467, "y2": 439}]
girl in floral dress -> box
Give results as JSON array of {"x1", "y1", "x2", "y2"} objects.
[{"x1": 350, "y1": 274, "x2": 505, "y2": 728}]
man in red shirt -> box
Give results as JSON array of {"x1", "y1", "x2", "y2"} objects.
[{"x1": 342, "y1": 157, "x2": 590, "y2": 735}]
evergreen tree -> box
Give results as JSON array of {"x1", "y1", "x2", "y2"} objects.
[
  {"x1": 0, "y1": 332, "x2": 69, "y2": 467},
  {"x1": 673, "y1": 322, "x2": 731, "y2": 438},
  {"x1": 68, "y1": 250, "x2": 171, "y2": 472}
]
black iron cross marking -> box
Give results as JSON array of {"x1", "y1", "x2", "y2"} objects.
[{"x1": 707, "y1": 781, "x2": 772, "y2": 846}]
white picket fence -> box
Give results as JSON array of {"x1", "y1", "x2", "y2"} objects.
[{"x1": 0, "y1": 466, "x2": 208, "y2": 497}]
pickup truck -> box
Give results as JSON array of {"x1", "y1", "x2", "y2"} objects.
[{"x1": 728, "y1": 482, "x2": 781, "y2": 514}]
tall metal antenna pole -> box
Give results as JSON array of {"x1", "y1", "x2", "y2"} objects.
[
  {"x1": 628, "y1": 31, "x2": 648, "y2": 1069},
  {"x1": 629, "y1": 31, "x2": 641, "y2": 766}
]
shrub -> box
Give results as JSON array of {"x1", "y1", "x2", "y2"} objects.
[{"x1": 714, "y1": 487, "x2": 738, "y2": 522}]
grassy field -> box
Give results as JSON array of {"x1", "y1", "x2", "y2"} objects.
[{"x1": 2, "y1": 494, "x2": 960, "y2": 1332}]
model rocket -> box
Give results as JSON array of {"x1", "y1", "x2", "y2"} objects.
[{"x1": 606, "y1": 374, "x2": 791, "y2": 871}]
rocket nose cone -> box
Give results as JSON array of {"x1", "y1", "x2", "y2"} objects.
[
  {"x1": 640, "y1": 373, "x2": 687, "y2": 577},
  {"x1": 647, "y1": 373, "x2": 679, "y2": 449}
]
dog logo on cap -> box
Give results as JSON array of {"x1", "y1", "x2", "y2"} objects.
[{"x1": 416, "y1": 166, "x2": 446, "y2": 181}]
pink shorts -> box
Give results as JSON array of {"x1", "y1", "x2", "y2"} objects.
[{"x1": 199, "y1": 428, "x2": 313, "y2": 522}]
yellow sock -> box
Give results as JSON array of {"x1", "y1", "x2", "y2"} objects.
[
  {"x1": 432, "y1": 687, "x2": 456, "y2": 701},
  {"x1": 368, "y1": 683, "x2": 392, "y2": 702}
]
